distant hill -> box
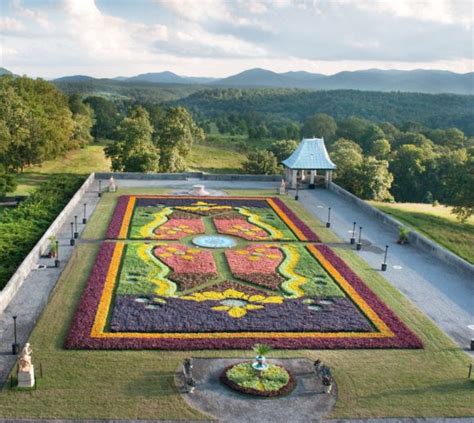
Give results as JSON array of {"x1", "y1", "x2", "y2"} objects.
[
  {"x1": 127, "y1": 71, "x2": 216, "y2": 85},
  {"x1": 214, "y1": 68, "x2": 473, "y2": 95},
  {"x1": 53, "y1": 75, "x2": 96, "y2": 83},
  {"x1": 50, "y1": 68, "x2": 473, "y2": 95},
  {"x1": 170, "y1": 88, "x2": 474, "y2": 135},
  {"x1": 0, "y1": 67, "x2": 13, "y2": 76}
]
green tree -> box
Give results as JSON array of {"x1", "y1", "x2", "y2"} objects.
[
  {"x1": 330, "y1": 138, "x2": 364, "y2": 192},
  {"x1": 370, "y1": 138, "x2": 391, "y2": 160},
  {"x1": 242, "y1": 150, "x2": 279, "y2": 175},
  {"x1": 390, "y1": 143, "x2": 435, "y2": 201},
  {"x1": 0, "y1": 76, "x2": 75, "y2": 171},
  {"x1": 447, "y1": 156, "x2": 474, "y2": 221},
  {"x1": 0, "y1": 164, "x2": 16, "y2": 196},
  {"x1": 356, "y1": 157, "x2": 394, "y2": 201},
  {"x1": 105, "y1": 106, "x2": 159, "y2": 172},
  {"x1": 301, "y1": 113, "x2": 337, "y2": 142},
  {"x1": 268, "y1": 139, "x2": 299, "y2": 163},
  {"x1": 154, "y1": 107, "x2": 204, "y2": 172},
  {"x1": 69, "y1": 94, "x2": 94, "y2": 147},
  {"x1": 84, "y1": 96, "x2": 121, "y2": 139}
]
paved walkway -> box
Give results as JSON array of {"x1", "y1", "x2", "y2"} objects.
[
  {"x1": 178, "y1": 358, "x2": 336, "y2": 422},
  {"x1": 0, "y1": 180, "x2": 101, "y2": 386},
  {"x1": 299, "y1": 188, "x2": 474, "y2": 354}
]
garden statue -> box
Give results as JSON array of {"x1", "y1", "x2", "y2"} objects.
[
  {"x1": 322, "y1": 375, "x2": 332, "y2": 394},
  {"x1": 17, "y1": 343, "x2": 35, "y2": 388},
  {"x1": 313, "y1": 359, "x2": 322, "y2": 375},
  {"x1": 18, "y1": 343, "x2": 33, "y2": 372},
  {"x1": 187, "y1": 378, "x2": 197, "y2": 394},
  {"x1": 279, "y1": 179, "x2": 286, "y2": 195},
  {"x1": 108, "y1": 177, "x2": 117, "y2": 193},
  {"x1": 182, "y1": 358, "x2": 193, "y2": 384}
]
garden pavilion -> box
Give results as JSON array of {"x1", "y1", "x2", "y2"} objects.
[{"x1": 282, "y1": 137, "x2": 336, "y2": 189}]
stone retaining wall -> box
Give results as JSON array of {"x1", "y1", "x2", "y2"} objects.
[
  {"x1": 95, "y1": 172, "x2": 282, "y2": 182},
  {"x1": 329, "y1": 182, "x2": 474, "y2": 278},
  {"x1": 0, "y1": 173, "x2": 96, "y2": 315}
]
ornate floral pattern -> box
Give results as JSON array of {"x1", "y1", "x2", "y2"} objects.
[{"x1": 66, "y1": 196, "x2": 422, "y2": 350}]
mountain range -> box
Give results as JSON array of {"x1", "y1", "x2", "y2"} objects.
[{"x1": 1, "y1": 67, "x2": 473, "y2": 95}]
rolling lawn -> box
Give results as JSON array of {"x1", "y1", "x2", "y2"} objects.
[{"x1": 370, "y1": 201, "x2": 474, "y2": 264}]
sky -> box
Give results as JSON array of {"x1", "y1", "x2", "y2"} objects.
[{"x1": 0, "y1": 0, "x2": 473, "y2": 78}]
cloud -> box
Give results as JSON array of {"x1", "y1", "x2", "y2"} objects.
[
  {"x1": 0, "y1": 16, "x2": 25, "y2": 32},
  {"x1": 0, "y1": 0, "x2": 471, "y2": 78}
]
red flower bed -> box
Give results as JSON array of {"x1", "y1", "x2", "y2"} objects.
[
  {"x1": 226, "y1": 245, "x2": 283, "y2": 274},
  {"x1": 154, "y1": 244, "x2": 217, "y2": 274},
  {"x1": 153, "y1": 218, "x2": 205, "y2": 240},
  {"x1": 214, "y1": 218, "x2": 269, "y2": 240}
]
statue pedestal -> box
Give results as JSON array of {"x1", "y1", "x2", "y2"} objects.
[{"x1": 17, "y1": 365, "x2": 35, "y2": 388}]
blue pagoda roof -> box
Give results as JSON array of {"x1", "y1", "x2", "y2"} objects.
[{"x1": 281, "y1": 138, "x2": 336, "y2": 170}]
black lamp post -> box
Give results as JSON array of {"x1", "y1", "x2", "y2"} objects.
[
  {"x1": 295, "y1": 181, "x2": 299, "y2": 201},
  {"x1": 83, "y1": 203, "x2": 87, "y2": 224},
  {"x1": 55, "y1": 240, "x2": 60, "y2": 267},
  {"x1": 381, "y1": 245, "x2": 389, "y2": 271},
  {"x1": 356, "y1": 226, "x2": 362, "y2": 250},
  {"x1": 12, "y1": 316, "x2": 19, "y2": 355},
  {"x1": 70, "y1": 222, "x2": 75, "y2": 246},
  {"x1": 326, "y1": 207, "x2": 331, "y2": 228},
  {"x1": 98, "y1": 180, "x2": 102, "y2": 197},
  {"x1": 350, "y1": 222, "x2": 356, "y2": 245},
  {"x1": 74, "y1": 215, "x2": 79, "y2": 239}
]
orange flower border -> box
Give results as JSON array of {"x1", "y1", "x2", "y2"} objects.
[{"x1": 65, "y1": 240, "x2": 422, "y2": 350}]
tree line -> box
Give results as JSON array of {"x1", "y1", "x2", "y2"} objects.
[{"x1": 243, "y1": 113, "x2": 473, "y2": 220}]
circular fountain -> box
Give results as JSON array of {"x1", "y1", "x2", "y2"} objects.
[{"x1": 192, "y1": 235, "x2": 237, "y2": 249}]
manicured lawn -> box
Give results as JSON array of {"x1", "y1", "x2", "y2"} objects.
[
  {"x1": 0, "y1": 190, "x2": 472, "y2": 419},
  {"x1": 13, "y1": 145, "x2": 111, "y2": 195},
  {"x1": 370, "y1": 201, "x2": 474, "y2": 264},
  {"x1": 186, "y1": 144, "x2": 246, "y2": 174}
]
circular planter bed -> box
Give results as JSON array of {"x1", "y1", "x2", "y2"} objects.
[{"x1": 220, "y1": 362, "x2": 296, "y2": 398}]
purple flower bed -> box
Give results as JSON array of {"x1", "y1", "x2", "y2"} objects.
[
  {"x1": 313, "y1": 244, "x2": 423, "y2": 349},
  {"x1": 136, "y1": 197, "x2": 269, "y2": 208},
  {"x1": 65, "y1": 242, "x2": 116, "y2": 349},
  {"x1": 105, "y1": 196, "x2": 130, "y2": 239},
  {"x1": 270, "y1": 197, "x2": 320, "y2": 242},
  {"x1": 109, "y1": 295, "x2": 374, "y2": 333}
]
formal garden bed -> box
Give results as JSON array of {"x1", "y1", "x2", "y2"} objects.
[
  {"x1": 65, "y1": 194, "x2": 421, "y2": 350},
  {"x1": 220, "y1": 362, "x2": 296, "y2": 397},
  {"x1": 1, "y1": 188, "x2": 472, "y2": 419}
]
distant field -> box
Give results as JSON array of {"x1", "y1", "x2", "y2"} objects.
[
  {"x1": 370, "y1": 201, "x2": 474, "y2": 264},
  {"x1": 13, "y1": 145, "x2": 111, "y2": 195},
  {"x1": 186, "y1": 144, "x2": 246, "y2": 173}
]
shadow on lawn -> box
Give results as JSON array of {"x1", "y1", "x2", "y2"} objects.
[
  {"x1": 124, "y1": 370, "x2": 178, "y2": 397},
  {"x1": 361, "y1": 378, "x2": 474, "y2": 400}
]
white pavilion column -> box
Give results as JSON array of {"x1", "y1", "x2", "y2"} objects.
[
  {"x1": 291, "y1": 169, "x2": 297, "y2": 189},
  {"x1": 301, "y1": 170, "x2": 306, "y2": 182},
  {"x1": 310, "y1": 170, "x2": 315, "y2": 185},
  {"x1": 324, "y1": 170, "x2": 330, "y2": 188}
]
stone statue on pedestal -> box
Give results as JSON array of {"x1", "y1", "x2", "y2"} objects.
[
  {"x1": 17, "y1": 343, "x2": 35, "y2": 388},
  {"x1": 108, "y1": 177, "x2": 117, "y2": 192}
]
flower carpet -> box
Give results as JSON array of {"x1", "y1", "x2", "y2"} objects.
[{"x1": 66, "y1": 195, "x2": 422, "y2": 350}]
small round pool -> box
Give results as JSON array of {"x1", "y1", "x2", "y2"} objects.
[{"x1": 192, "y1": 235, "x2": 237, "y2": 249}]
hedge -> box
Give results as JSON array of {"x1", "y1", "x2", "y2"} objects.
[{"x1": 0, "y1": 174, "x2": 85, "y2": 290}]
